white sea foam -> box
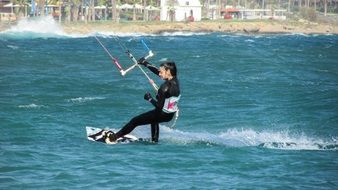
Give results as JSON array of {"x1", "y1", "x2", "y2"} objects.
[
  {"x1": 158, "y1": 58, "x2": 169, "y2": 62},
  {"x1": 95, "y1": 31, "x2": 149, "y2": 38},
  {"x1": 288, "y1": 32, "x2": 310, "y2": 37},
  {"x1": 1, "y1": 16, "x2": 85, "y2": 38},
  {"x1": 96, "y1": 30, "x2": 209, "y2": 37},
  {"x1": 7, "y1": 45, "x2": 19, "y2": 49},
  {"x1": 129, "y1": 126, "x2": 337, "y2": 151},
  {"x1": 18, "y1": 103, "x2": 45, "y2": 109},
  {"x1": 245, "y1": 39, "x2": 255, "y2": 43},
  {"x1": 217, "y1": 128, "x2": 337, "y2": 150},
  {"x1": 94, "y1": 31, "x2": 209, "y2": 38},
  {"x1": 68, "y1": 96, "x2": 105, "y2": 103},
  {"x1": 5, "y1": 16, "x2": 64, "y2": 36},
  {"x1": 90, "y1": 124, "x2": 337, "y2": 151}
]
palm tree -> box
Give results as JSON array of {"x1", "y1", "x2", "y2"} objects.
[
  {"x1": 71, "y1": 0, "x2": 81, "y2": 21},
  {"x1": 132, "y1": 0, "x2": 141, "y2": 21},
  {"x1": 143, "y1": 0, "x2": 147, "y2": 21},
  {"x1": 111, "y1": 0, "x2": 117, "y2": 21}
]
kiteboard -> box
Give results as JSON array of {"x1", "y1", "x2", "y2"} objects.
[{"x1": 86, "y1": 126, "x2": 138, "y2": 144}]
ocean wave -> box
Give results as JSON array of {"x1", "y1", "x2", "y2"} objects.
[
  {"x1": 92, "y1": 31, "x2": 210, "y2": 38},
  {"x1": 7, "y1": 45, "x2": 19, "y2": 49},
  {"x1": 258, "y1": 142, "x2": 338, "y2": 150},
  {"x1": 158, "y1": 58, "x2": 169, "y2": 62},
  {"x1": 94, "y1": 32, "x2": 150, "y2": 38},
  {"x1": 18, "y1": 104, "x2": 45, "y2": 109},
  {"x1": 160, "y1": 127, "x2": 337, "y2": 151},
  {"x1": 245, "y1": 39, "x2": 255, "y2": 43},
  {"x1": 0, "y1": 16, "x2": 85, "y2": 39},
  {"x1": 155, "y1": 31, "x2": 209, "y2": 36},
  {"x1": 2, "y1": 16, "x2": 62, "y2": 36},
  {"x1": 219, "y1": 33, "x2": 320, "y2": 39},
  {"x1": 67, "y1": 96, "x2": 105, "y2": 103}
]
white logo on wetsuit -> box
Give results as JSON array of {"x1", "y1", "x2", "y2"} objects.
[{"x1": 163, "y1": 95, "x2": 181, "y2": 113}]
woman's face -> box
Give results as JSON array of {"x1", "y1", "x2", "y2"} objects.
[{"x1": 159, "y1": 66, "x2": 172, "y2": 80}]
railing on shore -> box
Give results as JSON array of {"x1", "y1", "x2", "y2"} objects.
[
  {"x1": 240, "y1": 9, "x2": 287, "y2": 20},
  {"x1": 0, "y1": 13, "x2": 16, "y2": 21}
]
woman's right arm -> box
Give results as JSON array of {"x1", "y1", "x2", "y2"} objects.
[
  {"x1": 146, "y1": 64, "x2": 159, "y2": 76},
  {"x1": 138, "y1": 58, "x2": 159, "y2": 76}
]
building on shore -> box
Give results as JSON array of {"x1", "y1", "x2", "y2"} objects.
[
  {"x1": 221, "y1": 7, "x2": 287, "y2": 20},
  {"x1": 240, "y1": 9, "x2": 287, "y2": 20},
  {"x1": 0, "y1": 1, "x2": 18, "y2": 21},
  {"x1": 160, "y1": 0, "x2": 202, "y2": 22}
]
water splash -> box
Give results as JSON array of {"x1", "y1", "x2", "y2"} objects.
[
  {"x1": 11, "y1": 16, "x2": 63, "y2": 33},
  {"x1": 0, "y1": 16, "x2": 88, "y2": 38},
  {"x1": 152, "y1": 127, "x2": 337, "y2": 151},
  {"x1": 1, "y1": 16, "x2": 65, "y2": 37},
  {"x1": 100, "y1": 125, "x2": 337, "y2": 151}
]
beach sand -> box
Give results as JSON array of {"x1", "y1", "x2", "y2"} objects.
[{"x1": 60, "y1": 20, "x2": 338, "y2": 35}]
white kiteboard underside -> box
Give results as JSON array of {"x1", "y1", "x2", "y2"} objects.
[{"x1": 86, "y1": 126, "x2": 138, "y2": 144}]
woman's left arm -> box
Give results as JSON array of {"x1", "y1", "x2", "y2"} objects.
[{"x1": 144, "y1": 85, "x2": 167, "y2": 109}]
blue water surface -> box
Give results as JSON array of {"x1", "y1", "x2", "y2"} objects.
[{"x1": 1, "y1": 26, "x2": 338, "y2": 189}]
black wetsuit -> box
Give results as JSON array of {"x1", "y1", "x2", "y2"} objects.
[{"x1": 115, "y1": 64, "x2": 180, "y2": 142}]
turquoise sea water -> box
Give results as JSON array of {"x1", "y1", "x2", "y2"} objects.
[{"x1": 1, "y1": 17, "x2": 338, "y2": 189}]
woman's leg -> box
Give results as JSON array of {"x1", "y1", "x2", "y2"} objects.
[
  {"x1": 151, "y1": 123, "x2": 159, "y2": 142},
  {"x1": 116, "y1": 110, "x2": 158, "y2": 138}
]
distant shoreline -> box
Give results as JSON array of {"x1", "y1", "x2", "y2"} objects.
[
  {"x1": 1, "y1": 19, "x2": 338, "y2": 35},
  {"x1": 55, "y1": 20, "x2": 338, "y2": 35},
  {"x1": 55, "y1": 20, "x2": 338, "y2": 34}
]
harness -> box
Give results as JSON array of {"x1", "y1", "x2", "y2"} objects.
[{"x1": 162, "y1": 95, "x2": 181, "y2": 113}]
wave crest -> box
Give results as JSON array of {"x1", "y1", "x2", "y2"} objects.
[
  {"x1": 18, "y1": 103, "x2": 45, "y2": 109},
  {"x1": 160, "y1": 127, "x2": 337, "y2": 151},
  {"x1": 67, "y1": 96, "x2": 105, "y2": 103},
  {"x1": 0, "y1": 16, "x2": 85, "y2": 38}
]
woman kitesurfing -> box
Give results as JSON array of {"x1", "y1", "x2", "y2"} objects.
[
  {"x1": 111, "y1": 59, "x2": 180, "y2": 142},
  {"x1": 90, "y1": 37, "x2": 180, "y2": 143}
]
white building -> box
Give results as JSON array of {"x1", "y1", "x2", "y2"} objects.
[{"x1": 160, "y1": 0, "x2": 202, "y2": 22}]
